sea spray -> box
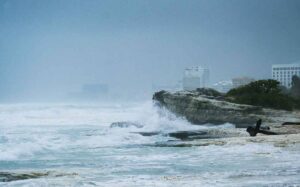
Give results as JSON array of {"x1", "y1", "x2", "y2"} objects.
[{"x1": 0, "y1": 102, "x2": 299, "y2": 186}]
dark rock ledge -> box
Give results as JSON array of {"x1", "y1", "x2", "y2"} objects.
[{"x1": 0, "y1": 171, "x2": 77, "y2": 182}]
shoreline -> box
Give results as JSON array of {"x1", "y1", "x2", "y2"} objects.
[
  {"x1": 160, "y1": 133, "x2": 300, "y2": 148},
  {"x1": 152, "y1": 90, "x2": 300, "y2": 147}
]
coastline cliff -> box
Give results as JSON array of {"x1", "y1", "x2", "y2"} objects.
[{"x1": 153, "y1": 89, "x2": 300, "y2": 132}]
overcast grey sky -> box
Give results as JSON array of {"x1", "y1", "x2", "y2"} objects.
[{"x1": 0, "y1": 0, "x2": 300, "y2": 101}]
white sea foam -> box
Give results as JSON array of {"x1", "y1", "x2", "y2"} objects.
[
  {"x1": 0, "y1": 103, "x2": 139, "y2": 126},
  {"x1": 0, "y1": 102, "x2": 299, "y2": 186},
  {"x1": 0, "y1": 101, "x2": 200, "y2": 160},
  {"x1": 0, "y1": 102, "x2": 184, "y2": 127}
]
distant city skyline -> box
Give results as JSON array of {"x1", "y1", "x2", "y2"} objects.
[{"x1": 1, "y1": 0, "x2": 300, "y2": 101}]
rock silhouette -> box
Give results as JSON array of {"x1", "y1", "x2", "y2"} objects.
[
  {"x1": 247, "y1": 119, "x2": 277, "y2": 136},
  {"x1": 282, "y1": 122, "x2": 300, "y2": 126}
]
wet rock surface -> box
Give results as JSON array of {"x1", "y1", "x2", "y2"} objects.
[
  {"x1": 282, "y1": 122, "x2": 300, "y2": 125},
  {"x1": 153, "y1": 90, "x2": 300, "y2": 135},
  {"x1": 151, "y1": 133, "x2": 300, "y2": 148},
  {"x1": 0, "y1": 172, "x2": 49, "y2": 182},
  {"x1": 134, "y1": 131, "x2": 161, "y2": 136},
  {"x1": 168, "y1": 131, "x2": 211, "y2": 140},
  {"x1": 110, "y1": 121, "x2": 143, "y2": 128},
  {"x1": 136, "y1": 128, "x2": 245, "y2": 141},
  {"x1": 153, "y1": 90, "x2": 264, "y2": 125},
  {"x1": 0, "y1": 171, "x2": 78, "y2": 182}
]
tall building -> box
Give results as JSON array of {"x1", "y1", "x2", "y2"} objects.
[
  {"x1": 183, "y1": 66, "x2": 209, "y2": 91},
  {"x1": 232, "y1": 77, "x2": 255, "y2": 88},
  {"x1": 272, "y1": 63, "x2": 300, "y2": 88}
]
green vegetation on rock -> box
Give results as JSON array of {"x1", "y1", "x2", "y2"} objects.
[{"x1": 226, "y1": 79, "x2": 300, "y2": 111}]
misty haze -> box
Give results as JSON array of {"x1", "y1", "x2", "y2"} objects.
[{"x1": 0, "y1": 0, "x2": 300, "y2": 186}]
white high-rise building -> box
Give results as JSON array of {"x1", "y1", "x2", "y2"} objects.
[
  {"x1": 183, "y1": 66, "x2": 209, "y2": 91},
  {"x1": 272, "y1": 63, "x2": 300, "y2": 88}
]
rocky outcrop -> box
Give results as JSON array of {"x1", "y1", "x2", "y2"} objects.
[
  {"x1": 134, "y1": 128, "x2": 245, "y2": 141},
  {"x1": 110, "y1": 121, "x2": 143, "y2": 128},
  {"x1": 153, "y1": 90, "x2": 264, "y2": 125},
  {"x1": 0, "y1": 172, "x2": 49, "y2": 182},
  {"x1": 152, "y1": 133, "x2": 300, "y2": 147},
  {"x1": 153, "y1": 90, "x2": 300, "y2": 128},
  {"x1": 0, "y1": 171, "x2": 77, "y2": 182}
]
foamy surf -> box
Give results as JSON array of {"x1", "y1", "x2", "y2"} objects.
[{"x1": 0, "y1": 102, "x2": 299, "y2": 186}]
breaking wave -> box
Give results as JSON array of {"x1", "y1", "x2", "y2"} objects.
[
  {"x1": 0, "y1": 101, "x2": 218, "y2": 160},
  {"x1": 1, "y1": 102, "x2": 298, "y2": 186}
]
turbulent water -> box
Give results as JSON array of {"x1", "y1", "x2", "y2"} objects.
[{"x1": 0, "y1": 102, "x2": 300, "y2": 187}]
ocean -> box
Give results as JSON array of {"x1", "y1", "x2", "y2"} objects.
[{"x1": 0, "y1": 102, "x2": 299, "y2": 186}]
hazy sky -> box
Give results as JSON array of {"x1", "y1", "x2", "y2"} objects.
[{"x1": 0, "y1": 0, "x2": 300, "y2": 101}]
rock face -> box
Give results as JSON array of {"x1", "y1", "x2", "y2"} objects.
[
  {"x1": 0, "y1": 171, "x2": 77, "y2": 182},
  {"x1": 0, "y1": 172, "x2": 49, "y2": 182},
  {"x1": 153, "y1": 89, "x2": 300, "y2": 128},
  {"x1": 153, "y1": 90, "x2": 263, "y2": 126},
  {"x1": 152, "y1": 133, "x2": 300, "y2": 148},
  {"x1": 110, "y1": 121, "x2": 143, "y2": 128},
  {"x1": 134, "y1": 128, "x2": 244, "y2": 140}
]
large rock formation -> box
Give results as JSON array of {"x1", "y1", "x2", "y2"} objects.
[{"x1": 153, "y1": 89, "x2": 300, "y2": 128}]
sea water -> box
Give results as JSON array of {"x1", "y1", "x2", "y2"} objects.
[{"x1": 0, "y1": 102, "x2": 299, "y2": 187}]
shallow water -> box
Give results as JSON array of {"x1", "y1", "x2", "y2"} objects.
[{"x1": 0, "y1": 102, "x2": 299, "y2": 186}]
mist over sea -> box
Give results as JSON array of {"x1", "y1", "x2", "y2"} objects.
[
  {"x1": 1, "y1": 0, "x2": 300, "y2": 186},
  {"x1": 0, "y1": 102, "x2": 299, "y2": 186}
]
